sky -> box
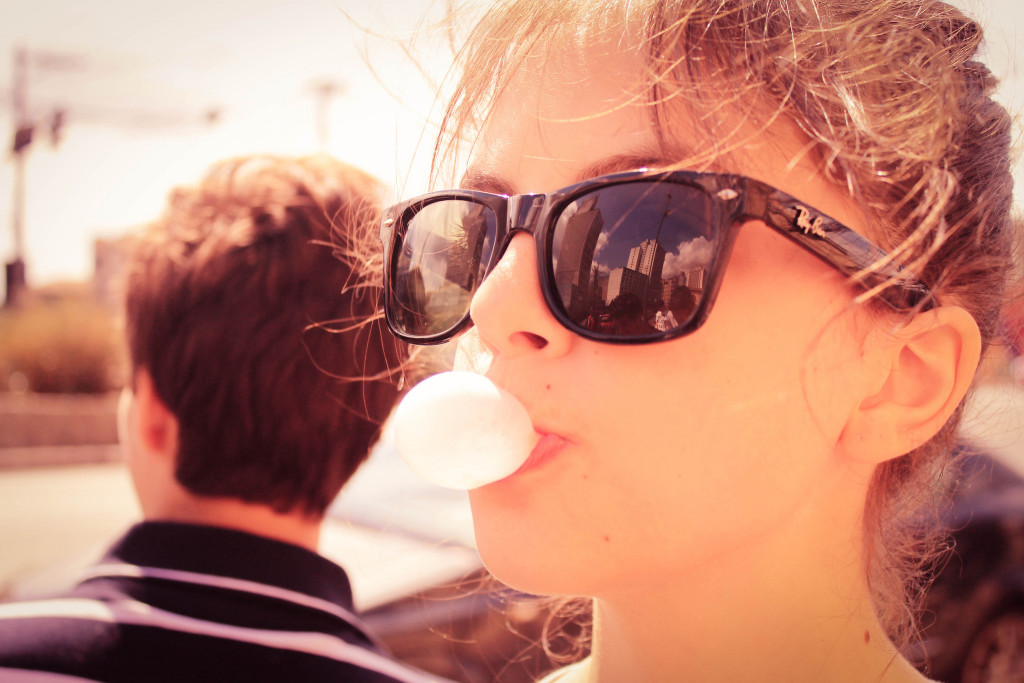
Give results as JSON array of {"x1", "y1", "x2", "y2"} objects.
[{"x1": 0, "y1": 0, "x2": 1021, "y2": 291}]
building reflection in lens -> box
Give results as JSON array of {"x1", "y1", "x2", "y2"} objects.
[{"x1": 554, "y1": 183, "x2": 712, "y2": 336}]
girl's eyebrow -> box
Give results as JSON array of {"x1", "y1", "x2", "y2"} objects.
[
  {"x1": 459, "y1": 147, "x2": 705, "y2": 195},
  {"x1": 459, "y1": 168, "x2": 516, "y2": 195}
]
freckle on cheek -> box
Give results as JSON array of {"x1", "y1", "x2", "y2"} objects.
[
  {"x1": 864, "y1": 630, "x2": 870, "y2": 644},
  {"x1": 603, "y1": 535, "x2": 610, "y2": 542},
  {"x1": 546, "y1": 384, "x2": 551, "y2": 390}
]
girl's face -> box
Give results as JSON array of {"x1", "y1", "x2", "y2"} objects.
[{"x1": 458, "y1": 38, "x2": 875, "y2": 597}]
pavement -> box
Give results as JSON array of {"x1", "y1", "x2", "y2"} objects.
[{"x1": 0, "y1": 459, "x2": 141, "y2": 599}]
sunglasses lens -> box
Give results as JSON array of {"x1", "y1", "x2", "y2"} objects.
[
  {"x1": 389, "y1": 198, "x2": 498, "y2": 339},
  {"x1": 550, "y1": 182, "x2": 719, "y2": 339}
]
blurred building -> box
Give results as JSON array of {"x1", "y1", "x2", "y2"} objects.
[{"x1": 92, "y1": 235, "x2": 133, "y2": 313}]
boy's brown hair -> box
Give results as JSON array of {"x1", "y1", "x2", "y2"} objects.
[{"x1": 124, "y1": 154, "x2": 404, "y2": 517}]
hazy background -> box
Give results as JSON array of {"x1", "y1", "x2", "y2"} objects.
[
  {"x1": 0, "y1": 0, "x2": 1021, "y2": 294},
  {"x1": 0, "y1": 0, "x2": 449, "y2": 295}
]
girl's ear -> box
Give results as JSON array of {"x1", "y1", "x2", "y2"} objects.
[{"x1": 839, "y1": 306, "x2": 981, "y2": 464}]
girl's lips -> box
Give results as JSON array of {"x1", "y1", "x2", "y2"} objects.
[{"x1": 510, "y1": 432, "x2": 569, "y2": 477}]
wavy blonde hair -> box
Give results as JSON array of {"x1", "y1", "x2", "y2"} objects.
[{"x1": 429, "y1": 0, "x2": 1017, "y2": 652}]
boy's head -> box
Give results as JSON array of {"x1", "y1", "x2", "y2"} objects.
[{"x1": 123, "y1": 154, "x2": 404, "y2": 519}]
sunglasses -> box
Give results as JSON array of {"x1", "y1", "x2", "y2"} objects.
[{"x1": 380, "y1": 169, "x2": 933, "y2": 345}]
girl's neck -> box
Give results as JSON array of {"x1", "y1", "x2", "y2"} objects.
[
  {"x1": 570, "y1": 467, "x2": 932, "y2": 683},
  {"x1": 584, "y1": 580, "x2": 924, "y2": 683}
]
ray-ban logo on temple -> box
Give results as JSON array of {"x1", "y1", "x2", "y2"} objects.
[
  {"x1": 380, "y1": 170, "x2": 933, "y2": 346},
  {"x1": 793, "y1": 206, "x2": 827, "y2": 239}
]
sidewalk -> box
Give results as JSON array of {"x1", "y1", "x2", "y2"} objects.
[{"x1": 0, "y1": 462, "x2": 141, "y2": 599}]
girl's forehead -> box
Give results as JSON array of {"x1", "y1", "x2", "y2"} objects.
[
  {"x1": 470, "y1": 37, "x2": 868, "y2": 235},
  {"x1": 472, "y1": 38, "x2": 748, "y2": 183},
  {"x1": 472, "y1": 42, "x2": 673, "y2": 191}
]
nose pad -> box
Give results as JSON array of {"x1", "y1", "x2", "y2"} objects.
[{"x1": 468, "y1": 232, "x2": 573, "y2": 358}]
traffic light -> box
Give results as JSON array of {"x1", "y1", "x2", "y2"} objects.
[{"x1": 12, "y1": 124, "x2": 33, "y2": 154}]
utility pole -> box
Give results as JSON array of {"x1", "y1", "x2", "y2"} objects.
[
  {"x1": 5, "y1": 46, "x2": 71, "y2": 306},
  {"x1": 6, "y1": 46, "x2": 29, "y2": 307},
  {"x1": 310, "y1": 79, "x2": 344, "y2": 152}
]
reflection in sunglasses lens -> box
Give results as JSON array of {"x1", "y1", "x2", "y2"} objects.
[
  {"x1": 551, "y1": 183, "x2": 718, "y2": 338},
  {"x1": 392, "y1": 199, "x2": 497, "y2": 337}
]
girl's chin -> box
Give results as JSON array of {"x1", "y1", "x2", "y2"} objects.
[{"x1": 468, "y1": 508, "x2": 593, "y2": 597}]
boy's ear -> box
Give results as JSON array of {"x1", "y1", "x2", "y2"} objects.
[
  {"x1": 132, "y1": 369, "x2": 179, "y2": 460},
  {"x1": 840, "y1": 306, "x2": 981, "y2": 464}
]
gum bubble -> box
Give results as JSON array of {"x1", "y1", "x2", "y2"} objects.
[{"x1": 393, "y1": 371, "x2": 538, "y2": 489}]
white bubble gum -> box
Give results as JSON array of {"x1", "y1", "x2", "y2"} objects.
[{"x1": 393, "y1": 371, "x2": 539, "y2": 490}]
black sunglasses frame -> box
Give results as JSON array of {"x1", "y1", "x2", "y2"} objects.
[{"x1": 380, "y1": 169, "x2": 934, "y2": 346}]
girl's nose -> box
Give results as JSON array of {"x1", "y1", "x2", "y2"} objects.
[{"x1": 468, "y1": 232, "x2": 574, "y2": 359}]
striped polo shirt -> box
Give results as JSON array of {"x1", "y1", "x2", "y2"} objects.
[{"x1": 0, "y1": 522, "x2": 451, "y2": 682}]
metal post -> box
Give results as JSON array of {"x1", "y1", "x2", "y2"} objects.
[
  {"x1": 6, "y1": 46, "x2": 29, "y2": 306},
  {"x1": 314, "y1": 81, "x2": 336, "y2": 151}
]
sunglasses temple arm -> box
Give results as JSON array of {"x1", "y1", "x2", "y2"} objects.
[{"x1": 758, "y1": 189, "x2": 934, "y2": 309}]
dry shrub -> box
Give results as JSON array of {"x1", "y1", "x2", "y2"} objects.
[{"x1": 0, "y1": 294, "x2": 126, "y2": 394}]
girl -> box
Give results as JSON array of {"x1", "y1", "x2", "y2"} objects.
[{"x1": 380, "y1": 0, "x2": 1016, "y2": 680}]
